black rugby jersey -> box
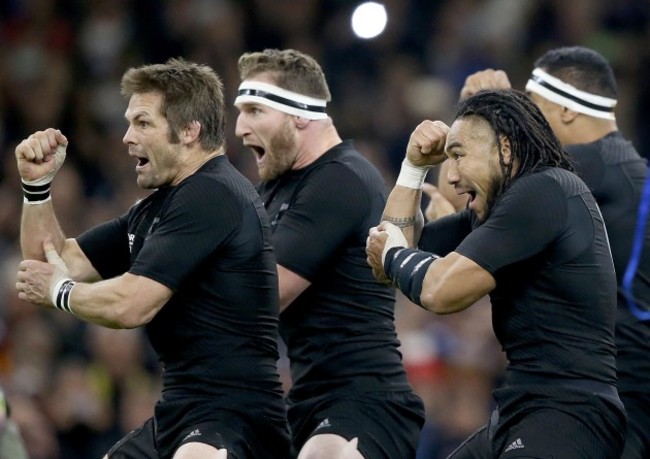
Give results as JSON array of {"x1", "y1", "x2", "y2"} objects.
[
  {"x1": 259, "y1": 140, "x2": 414, "y2": 400},
  {"x1": 567, "y1": 132, "x2": 650, "y2": 393},
  {"x1": 421, "y1": 168, "x2": 618, "y2": 385},
  {"x1": 77, "y1": 156, "x2": 286, "y2": 409}
]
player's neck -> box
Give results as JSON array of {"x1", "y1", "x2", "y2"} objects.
[
  {"x1": 292, "y1": 124, "x2": 342, "y2": 170},
  {"x1": 172, "y1": 148, "x2": 225, "y2": 185},
  {"x1": 565, "y1": 118, "x2": 618, "y2": 145}
]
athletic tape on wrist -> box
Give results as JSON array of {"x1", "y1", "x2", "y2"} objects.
[
  {"x1": 21, "y1": 143, "x2": 67, "y2": 187},
  {"x1": 395, "y1": 158, "x2": 429, "y2": 189},
  {"x1": 51, "y1": 278, "x2": 76, "y2": 314},
  {"x1": 384, "y1": 247, "x2": 438, "y2": 306}
]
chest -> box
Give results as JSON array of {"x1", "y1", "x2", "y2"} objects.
[
  {"x1": 127, "y1": 191, "x2": 171, "y2": 261},
  {"x1": 260, "y1": 177, "x2": 302, "y2": 231}
]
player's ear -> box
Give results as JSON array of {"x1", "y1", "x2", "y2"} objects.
[
  {"x1": 181, "y1": 121, "x2": 201, "y2": 144},
  {"x1": 294, "y1": 116, "x2": 310, "y2": 129},
  {"x1": 560, "y1": 106, "x2": 580, "y2": 124},
  {"x1": 499, "y1": 135, "x2": 512, "y2": 165}
]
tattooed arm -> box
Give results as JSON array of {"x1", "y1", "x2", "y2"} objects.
[
  {"x1": 366, "y1": 120, "x2": 494, "y2": 314},
  {"x1": 381, "y1": 188, "x2": 424, "y2": 247},
  {"x1": 382, "y1": 120, "x2": 450, "y2": 246}
]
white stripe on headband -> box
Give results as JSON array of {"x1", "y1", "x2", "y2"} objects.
[
  {"x1": 234, "y1": 81, "x2": 328, "y2": 120},
  {"x1": 525, "y1": 68, "x2": 616, "y2": 120}
]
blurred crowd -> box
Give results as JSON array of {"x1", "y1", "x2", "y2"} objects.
[{"x1": 0, "y1": 1, "x2": 647, "y2": 458}]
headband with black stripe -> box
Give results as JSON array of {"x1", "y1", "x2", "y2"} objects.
[
  {"x1": 525, "y1": 68, "x2": 616, "y2": 120},
  {"x1": 234, "y1": 81, "x2": 328, "y2": 120}
]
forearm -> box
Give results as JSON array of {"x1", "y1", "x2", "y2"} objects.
[
  {"x1": 17, "y1": 132, "x2": 69, "y2": 259},
  {"x1": 20, "y1": 200, "x2": 67, "y2": 260},
  {"x1": 382, "y1": 186, "x2": 425, "y2": 246},
  {"x1": 384, "y1": 247, "x2": 494, "y2": 314},
  {"x1": 62, "y1": 274, "x2": 169, "y2": 329}
]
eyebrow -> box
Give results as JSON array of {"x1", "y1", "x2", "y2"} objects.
[
  {"x1": 445, "y1": 141, "x2": 462, "y2": 152},
  {"x1": 235, "y1": 101, "x2": 261, "y2": 108},
  {"x1": 125, "y1": 111, "x2": 150, "y2": 122}
]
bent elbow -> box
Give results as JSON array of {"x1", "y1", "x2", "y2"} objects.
[
  {"x1": 110, "y1": 305, "x2": 154, "y2": 329},
  {"x1": 420, "y1": 287, "x2": 468, "y2": 315}
]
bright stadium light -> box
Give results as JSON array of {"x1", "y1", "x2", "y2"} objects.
[{"x1": 351, "y1": 2, "x2": 387, "y2": 39}]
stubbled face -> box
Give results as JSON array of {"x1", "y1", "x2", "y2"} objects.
[
  {"x1": 234, "y1": 76, "x2": 299, "y2": 181},
  {"x1": 444, "y1": 116, "x2": 505, "y2": 222},
  {"x1": 123, "y1": 92, "x2": 182, "y2": 189}
]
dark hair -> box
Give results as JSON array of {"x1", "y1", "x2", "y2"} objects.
[
  {"x1": 534, "y1": 46, "x2": 617, "y2": 99},
  {"x1": 456, "y1": 89, "x2": 573, "y2": 192},
  {"x1": 237, "y1": 48, "x2": 331, "y2": 101},
  {"x1": 121, "y1": 57, "x2": 226, "y2": 151}
]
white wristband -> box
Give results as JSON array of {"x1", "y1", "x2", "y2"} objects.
[
  {"x1": 51, "y1": 277, "x2": 76, "y2": 314},
  {"x1": 395, "y1": 158, "x2": 429, "y2": 190}
]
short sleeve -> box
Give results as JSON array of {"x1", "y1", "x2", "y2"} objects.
[
  {"x1": 76, "y1": 214, "x2": 131, "y2": 279},
  {"x1": 456, "y1": 174, "x2": 568, "y2": 274}
]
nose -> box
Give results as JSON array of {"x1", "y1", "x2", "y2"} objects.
[
  {"x1": 234, "y1": 112, "x2": 249, "y2": 139},
  {"x1": 123, "y1": 125, "x2": 135, "y2": 145},
  {"x1": 446, "y1": 160, "x2": 460, "y2": 184}
]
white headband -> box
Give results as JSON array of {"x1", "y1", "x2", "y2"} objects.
[
  {"x1": 234, "y1": 81, "x2": 328, "y2": 120},
  {"x1": 525, "y1": 68, "x2": 617, "y2": 120}
]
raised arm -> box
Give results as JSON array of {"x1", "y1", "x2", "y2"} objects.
[
  {"x1": 381, "y1": 120, "x2": 450, "y2": 245},
  {"x1": 366, "y1": 120, "x2": 495, "y2": 314},
  {"x1": 16, "y1": 129, "x2": 98, "y2": 281},
  {"x1": 14, "y1": 129, "x2": 171, "y2": 329}
]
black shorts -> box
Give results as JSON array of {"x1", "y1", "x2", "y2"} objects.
[
  {"x1": 448, "y1": 385, "x2": 626, "y2": 459},
  {"x1": 288, "y1": 390, "x2": 425, "y2": 459},
  {"x1": 620, "y1": 390, "x2": 650, "y2": 459},
  {"x1": 106, "y1": 413, "x2": 290, "y2": 459}
]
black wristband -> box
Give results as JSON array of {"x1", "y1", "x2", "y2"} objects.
[
  {"x1": 384, "y1": 247, "x2": 438, "y2": 306},
  {"x1": 22, "y1": 182, "x2": 51, "y2": 202}
]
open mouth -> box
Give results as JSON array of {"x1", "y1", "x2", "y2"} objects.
[
  {"x1": 249, "y1": 146, "x2": 266, "y2": 163},
  {"x1": 134, "y1": 156, "x2": 150, "y2": 171}
]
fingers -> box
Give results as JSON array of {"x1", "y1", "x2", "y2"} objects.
[
  {"x1": 407, "y1": 120, "x2": 450, "y2": 167},
  {"x1": 421, "y1": 182, "x2": 439, "y2": 199},
  {"x1": 460, "y1": 69, "x2": 512, "y2": 100},
  {"x1": 16, "y1": 129, "x2": 67, "y2": 164},
  {"x1": 409, "y1": 120, "x2": 449, "y2": 153},
  {"x1": 424, "y1": 191, "x2": 456, "y2": 222},
  {"x1": 43, "y1": 241, "x2": 65, "y2": 268}
]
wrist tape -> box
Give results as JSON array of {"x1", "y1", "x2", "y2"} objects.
[
  {"x1": 51, "y1": 278, "x2": 76, "y2": 314},
  {"x1": 395, "y1": 158, "x2": 429, "y2": 190},
  {"x1": 384, "y1": 247, "x2": 438, "y2": 306}
]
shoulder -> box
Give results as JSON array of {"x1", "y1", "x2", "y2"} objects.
[
  {"x1": 512, "y1": 168, "x2": 588, "y2": 198},
  {"x1": 493, "y1": 169, "x2": 583, "y2": 225},
  {"x1": 166, "y1": 171, "x2": 256, "y2": 225},
  {"x1": 309, "y1": 143, "x2": 385, "y2": 189},
  {"x1": 179, "y1": 165, "x2": 254, "y2": 204}
]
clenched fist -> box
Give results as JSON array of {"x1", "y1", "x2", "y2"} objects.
[
  {"x1": 459, "y1": 69, "x2": 512, "y2": 101},
  {"x1": 15, "y1": 128, "x2": 68, "y2": 185},
  {"x1": 405, "y1": 120, "x2": 450, "y2": 168}
]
